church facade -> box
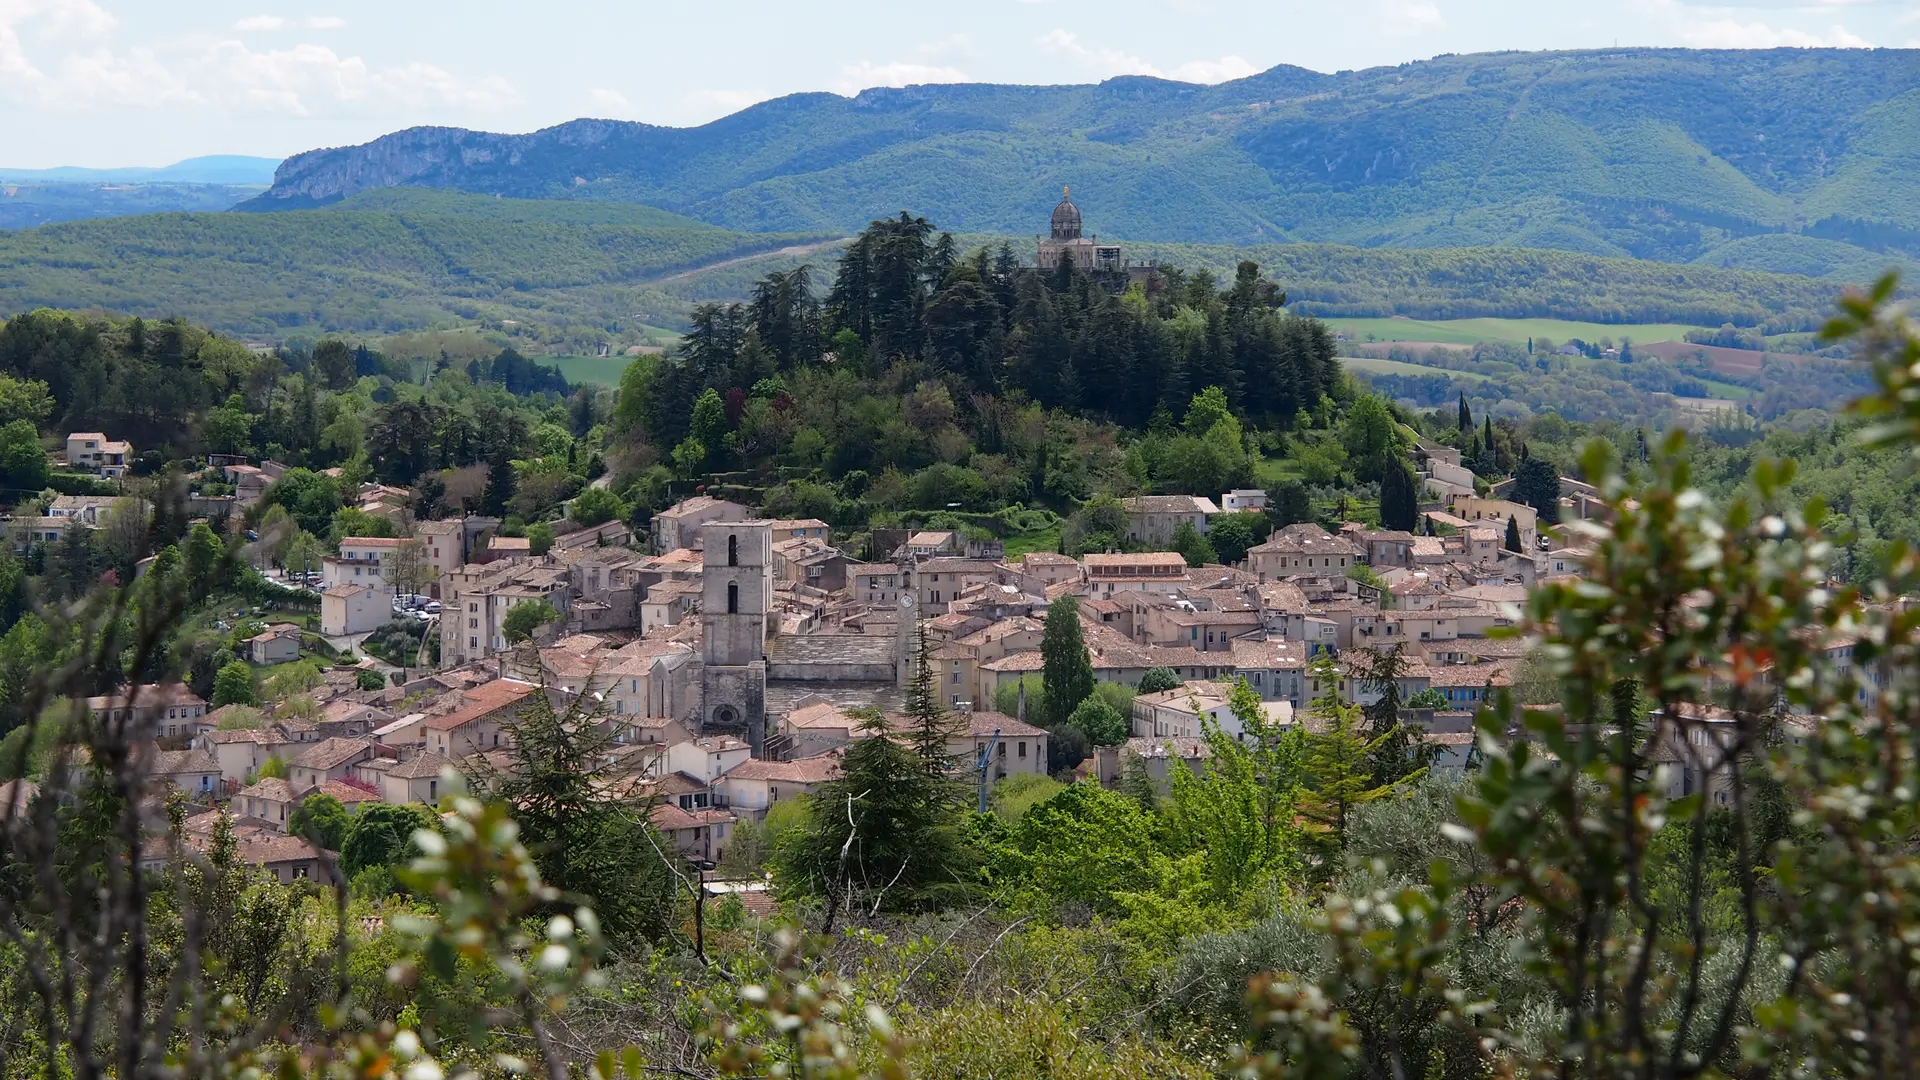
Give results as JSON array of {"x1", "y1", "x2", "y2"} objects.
[{"x1": 1036, "y1": 187, "x2": 1125, "y2": 273}]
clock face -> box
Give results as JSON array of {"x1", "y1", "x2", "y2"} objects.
[{"x1": 899, "y1": 592, "x2": 916, "y2": 609}]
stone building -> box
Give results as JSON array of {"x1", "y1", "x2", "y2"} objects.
[
  {"x1": 1036, "y1": 187, "x2": 1123, "y2": 273},
  {"x1": 700, "y1": 520, "x2": 772, "y2": 753}
]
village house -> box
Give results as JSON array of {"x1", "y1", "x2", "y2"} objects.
[
  {"x1": 1245, "y1": 524, "x2": 1362, "y2": 583},
  {"x1": 718, "y1": 753, "x2": 842, "y2": 816},
  {"x1": 652, "y1": 495, "x2": 749, "y2": 554},
  {"x1": 355, "y1": 752, "x2": 455, "y2": 805},
  {"x1": 246, "y1": 623, "x2": 304, "y2": 664},
  {"x1": 1120, "y1": 494, "x2": 1220, "y2": 546},
  {"x1": 65, "y1": 433, "x2": 132, "y2": 477},
  {"x1": 87, "y1": 682, "x2": 208, "y2": 737},
  {"x1": 1220, "y1": 489, "x2": 1268, "y2": 513},
  {"x1": 320, "y1": 583, "x2": 386, "y2": 637},
  {"x1": 288, "y1": 737, "x2": 377, "y2": 791},
  {"x1": 1082, "y1": 552, "x2": 1191, "y2": 598},
  {"x1": 914, "y1": 557, "x2": 1000, "y2": 614},
  {"x1": 422, "y1": 679, "x2": 536, "y2": 758}
]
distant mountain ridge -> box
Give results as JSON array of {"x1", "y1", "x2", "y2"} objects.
[
  {"x1": 0, "y1": 155, "x2": 281, "y2": 185},
  {"x1": 247, "y1": 48, "x2": 1920, "y2": 273}
]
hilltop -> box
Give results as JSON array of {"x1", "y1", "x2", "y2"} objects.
[{"x1": 247, "y1": 48, "x2": 1920, "y2": 274}]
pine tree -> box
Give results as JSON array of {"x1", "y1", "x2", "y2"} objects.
[
  {"x1": 902, "y1": 620, "x2": 961, "y2": 777},
  {"x1": 1040, "y1": 595, "x2": 1095, "y2": 728},
  {"x1": 774, "y1": 710, "x2": 976, "y2": 929},
  {"x1": 1300, "y1": 658, "x2": 1398, "y2": 851},
  {"x1": 481, "y1": 449, "x2": 516, "y2": 518},
  {"x1": 468, "y1": 679, "x2": 678, "y2": 950}
]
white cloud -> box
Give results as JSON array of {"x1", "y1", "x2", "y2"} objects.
[
  {"x1": 303, "y1": 15, "x2": 345, "y2": 30},
  {"x1": 1381, "y1": 1, "x2": 1446, "y2": 36},
  {"x1": 0, "y1": 4, "x2": 516, "y2": 115},
  {"x1": 201, "y1": 40, "x2": 520, "y2": 114},
  {"x1": 1677, "y1": 18, "x2": 1867, "y2": 45},
  {"x1": 589, "y1": 87, "x2": 630, "y2": 113},
  {"x1": 833, "y1": 60, "x2": 972, "y2": 94},
  {"x1": 1170, "y1": 54, "x2": 1259, "y2": 83},
  {"x1": 234, "y1": 14, "x2": 286, "y2": 30},
  {"x1": 1037, "y1": 28, "x2": 1162, "y2": 77}
]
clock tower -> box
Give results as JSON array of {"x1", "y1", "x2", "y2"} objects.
[
  {"x1": 895, "y1": 589, "x2": 918, "y2": 690},
  {"x1": 699, "y1": 519, "x2": 771, "y2": 753}
]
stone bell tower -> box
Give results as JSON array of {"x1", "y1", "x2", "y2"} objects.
[{"x1": 699, "y1": 520, "x2": 771, "y2": 752}]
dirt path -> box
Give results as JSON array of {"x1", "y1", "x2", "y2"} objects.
[{"x1": 641, "y1": 239, "x2": 845, "y2": 286}]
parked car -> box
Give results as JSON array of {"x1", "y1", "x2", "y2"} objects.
[{"x1": 424, "y1": 601, "x2": 441, "y2": 614}]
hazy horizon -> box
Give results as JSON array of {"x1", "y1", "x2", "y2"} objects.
[{"x1": 3, "y1": 0, "x2": 1917, "y2": 169}]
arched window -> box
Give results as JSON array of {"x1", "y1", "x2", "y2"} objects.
[
  {"x1": 728, "y1": 534, "x2": 738, "y2": 567},
  {"x1": 727, "y1": 582, "x2": 738, "y2": 614}
]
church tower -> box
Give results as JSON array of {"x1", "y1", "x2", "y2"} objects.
[{"x1": 699, "y1": 520, "x2": 771, "y2": 753}]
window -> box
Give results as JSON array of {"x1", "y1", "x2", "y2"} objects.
[
  {"x1": 293, "y1": 865, "x2": 309, "y2": 879},
  {"x1": 728, "y1": 534, "x2": 738, "y2": 566},
  {"x1": 998, "y1": 743, "x2": 1007, "y2": 758},
  {"x1": 727, "y1": 582, "x2": 738, "y2": 614},
  {"x1": 429, "y1": 779, "x2": 437, "y2": 800},
  {"x1": 1018, "y1": 741, "x2": 1027, "y2": 758}
]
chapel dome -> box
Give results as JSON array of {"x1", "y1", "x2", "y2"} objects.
[{"x1": 1050, "y1": 187, "x2": 1083, "y2": 241}]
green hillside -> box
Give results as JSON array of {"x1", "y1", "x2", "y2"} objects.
[
  {"x1": 0, "y1": 192, "x2": 827, "y2": 340},
  {"x1": 0, "y1": 190, "x2": 1858, "y2": 342},
  {"x1": 252, "y1": 49, "x2": 1920, "y2": 272}
]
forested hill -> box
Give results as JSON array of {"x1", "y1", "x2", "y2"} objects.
[
  {"x1": 248, "y1": 48, "x2": 1920, "y2": 274},
  {"x1": 0, "y1": 189, "x2": 1852, "y2": 341}
]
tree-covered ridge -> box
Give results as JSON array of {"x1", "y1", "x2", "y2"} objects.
[
  {"x1": 618, "y1": 213, "x2": 1340, "y2": 487},
  {"x1": 0, "y1": 195, "x2": 1857, "y2": 350},
  {"x1": 254, "y1": 48, "x2": 1920, "y2": 270},
  {"x1": 0, "y1": 192, "x2": 827, "y2": 342}
]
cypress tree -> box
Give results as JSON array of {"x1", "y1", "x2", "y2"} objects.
[
  {"x1": 1505, "y1": 513, "x2": 1523, "y2": 553},
  {"x1": 1379, "y1": 458, "x2": 1418, "y2": 533},
  {"x1": 1457, "y1": 392, "x2": 1471, "y2": 435},
  {"x1": 1040, "y1": 595, "x2": 1095, "y2": 728}
]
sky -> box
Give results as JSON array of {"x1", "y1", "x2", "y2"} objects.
[{"x1": 2, "y1": 0, "x2": 1917, "y2": 168}]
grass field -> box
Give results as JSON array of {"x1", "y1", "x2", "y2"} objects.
[
  {"x1": 1324, "y1": 317, "x2": 1711, "y2": 348},
  {"x1": 1002, "y1": 526, "x2": 1063, "y2": 560},
  {"x1": 551, "y1": 354, "x2": 642, "y2": 386},
  {"x1": 1342, "y1": 356, "x2": 1492, "y2": 381}
]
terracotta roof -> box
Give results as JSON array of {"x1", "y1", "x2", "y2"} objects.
[
  {"x1": 317, "y1": 778, "x2": 383, "y2": 804},
  {"x1": 957, "y1": 709, "x2": 1046, "y2": 738},
  {"x1": 725, "y1": 754, "x2": 842, "y2": 784},
  {"x1": 1022, "y1": 551, "x2": 1078, "y2": 566},
  {"x1": 1249, "y1": 524, "x2": 1361, "y2": 557},
  {"x1": 1083, "y1": 551, "x2": 1188, "y2": 569},
  {"x1": 1121, "y1": 736, "x2": 1211, "y2": 760},
  {"x1": 291, "y1": 737, "x2": 374, "y2": 771},
  {"x1": 381, "y1": 752, "x2": 454, "y2": 779},
  {"x1": 203, "y1": 727, "x2": 279, "y2": 745},
  {"x1": 237, "y1": 832, "x2": 325, "y2": 866},
  {"x1": 786, "y1": 701, "x2": 856, "y2": 730},
  {"x1": 1229, "y1": 637, "x2": 1308, "y2": 668},
  {"x1": 1121, "y1": 495, "x2": 1218, "y2": 514},
  {"x1": 917, "y1": 558, "x2": 997, "y2": 574},
  {"x1": 85, "y1": 682, "x2": 205, "y2": 712},
  {"x1": 1425, "y1": 661, "x2": 1517, "y2": 688},
  {"x1": 338, "y1": 536, "x2": 409, "y2": 548},
  {"x1": 650, "y1": 803, "x2": 706, "y2": 831},
  {"x1": 151, "y1": 748, "x2": 220, "y2": 776},
  {"x1": 423, "y1": 680, "x2": 535, "y2": 732},
  {"x1": 236, "y1": 777, "x2": 297, "y2": 803}
]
